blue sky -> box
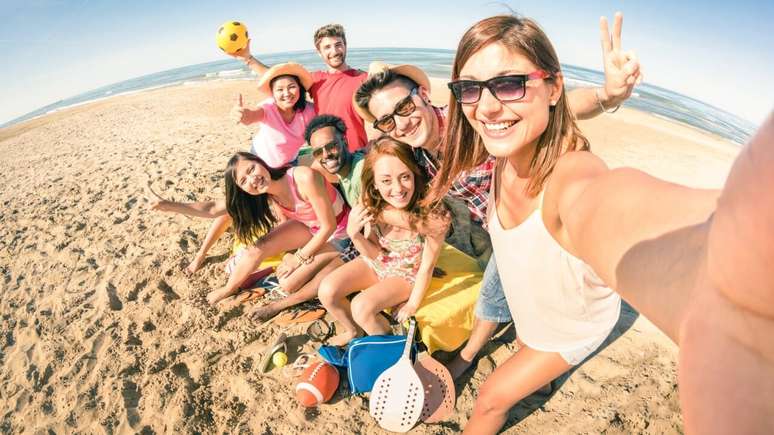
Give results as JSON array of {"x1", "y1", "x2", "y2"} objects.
[{"x1": 1, "y1": 0, "x2": 772, "y2": 126}]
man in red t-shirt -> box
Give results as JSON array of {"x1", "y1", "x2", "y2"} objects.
[{"x1": 230, "y1": 24, "x2": 368, "y2": 153}]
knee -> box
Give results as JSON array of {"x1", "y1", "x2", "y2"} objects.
[
  {"x1": 317, "y1": 277, "x2": 337, "y2": 306},
  {"x1": 474, "y1": 382, "x2": 511, "y2": 418},
  {"x1": 350, "y1": 296, "x2": 374, "y2": 325}
]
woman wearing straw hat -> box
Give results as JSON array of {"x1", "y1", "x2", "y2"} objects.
[
  {"x1": 232, "y1": 62, "x2": 315, "y2": 169},
  {"x1": 182, "y1": 62, "x2": 317, "y2": 276}
]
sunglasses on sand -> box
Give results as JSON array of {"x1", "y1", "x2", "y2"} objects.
[
  {"x1": 311, "y1": 138, "x2": 342, "y2": 159},
  {"x1": 372, "y1": 87, "x2": 419, "y2": 133},
  {"x1": 447, "y1": 70, "x2": 551, "y2": 104}
]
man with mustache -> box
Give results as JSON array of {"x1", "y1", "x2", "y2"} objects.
[{"x1": 234, "y1": 24, "x2": 368, "y2": 153}]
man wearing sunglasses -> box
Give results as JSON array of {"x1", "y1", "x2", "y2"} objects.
[
  {"x1": 304, "y1": 114, "x2": 366, "y2": 207},
  {"x1": 353, "y1": 15, "x2": 641, "y2": 379},
  {"x1": 230, "y1": 24, "x2": 369, "y2": 153}
]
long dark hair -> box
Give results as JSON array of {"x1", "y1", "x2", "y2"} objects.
[
  {"x1": 270, "y1": 74, "x2": 308, "y2": 112},
  {"x1": 429, "y1": 14, "x2": 589, "y2": 202},
  {"x1": 361, "y1": 136, "x2": 448, "y2": 233},
  {"x1": 224, "y1": 152, "x2": 289, "y2": 243}
]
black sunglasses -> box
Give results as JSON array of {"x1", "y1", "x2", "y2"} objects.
[
  {"x1": 447, "y1": 70, "x2": 551, "y2": 104},
  {"x1": 311, "y1": 138, "x2": 342, "y2": 159},
  {"x1": 372, "y1": 87, "x2": 419, "y2": 133}
]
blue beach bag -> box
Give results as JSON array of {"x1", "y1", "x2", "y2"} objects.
[{"x1": 318, "y1": 334, "x2": 417, "y2": 394}]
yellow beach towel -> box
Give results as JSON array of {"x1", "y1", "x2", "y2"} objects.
[{"x1": 415, "y1": 244, "x2": 482, "y2": 354}]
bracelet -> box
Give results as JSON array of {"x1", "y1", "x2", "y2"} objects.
[
  {"x1": 294, "y1": 251, "x2": 313, "y2": 265},
  {"x1": 595, "y1": 88, "x2": 620, "y2": 114},
  {"x1": 245, "y1": 56, "x2": 257, "y2": 65}
]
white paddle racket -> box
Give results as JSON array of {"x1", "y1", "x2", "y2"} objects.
[{"x1": 369, "y1": 318, "x2": 424, "y2": 432}]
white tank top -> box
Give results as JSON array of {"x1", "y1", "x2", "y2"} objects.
[{"x1": 488, "y1": 174, "x2": 620, "y2": 352}]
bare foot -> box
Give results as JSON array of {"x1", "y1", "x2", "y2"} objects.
[
  {"x1": 206, "y1": 287, "x2": 233, "y2": 305},
  {"x1": 327, "y1": 329, "x2": 360, "y2": 347},
  {"x1": 446, "y1": 353, "x2": 475, "y2": 379},
  {"x1": 185, "y1": 255, "x2": 206, "y2": 276},
  {"x1": 249, "y1": 303, "x2": 282, "y2": 323}
]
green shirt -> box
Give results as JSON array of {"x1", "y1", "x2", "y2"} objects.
[{"x1": 338, "y1": 151, "x2": 365, "y2": 206}]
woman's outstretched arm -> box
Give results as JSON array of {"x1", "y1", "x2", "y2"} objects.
[{"x1": 546, "y1": 114, "x2": 774, "y2": 433}]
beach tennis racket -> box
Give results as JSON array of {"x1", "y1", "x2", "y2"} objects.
[
  {"x1": 414, "y1": 355, "x2": 455, "y2": 423},
  {"x1": 369, "y1": 318, "x2": 424, "y2": 433}
]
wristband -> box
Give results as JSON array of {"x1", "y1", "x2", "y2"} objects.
[
  {"x1": 595, "y1": 88, "x2": 620, "y2": 114},
  {"x1": 294, "y1": 251, "x2": 313, "y2": 265}
]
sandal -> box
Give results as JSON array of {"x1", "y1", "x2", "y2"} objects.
[
  {"x1": 306, "y1": 318, "x2": 335, "y2": 343},
  {"x1": 274, "y1": 300, "x2": 327, "y2": 326},
  {"x1": 281, "y1": 353, "x2": 315, "y2": 379},
  {"x1": 259, "y1": 332, "x2": 288, "y2": 373}
]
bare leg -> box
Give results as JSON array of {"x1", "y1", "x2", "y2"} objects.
[
  {"x1": 207, "y1": 220, "x2": 312, "y2": 305},
  {"x1": 447, "y1": 318, "x2": 500, "y2": 379},
  {"x1": 276, "y1": 247, "x2": 340, "y2": 294},
  {"x1": 351, "y1": 277, "x2": 412, "y2": 335},
  {"x1": 250, "y1": 256, "x2": 345, "y2": 323},
  {"x1": 463, "y1": 346, "x2": 571, "y2": 435},
  {"x1": 187, "y1": 214, "x2": 232, "y2": 275},
  {"x1": 318, "y1": 259, "x2": 378, "y2": 345}
]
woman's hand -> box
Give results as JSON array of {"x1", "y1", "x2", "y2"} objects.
[
  {"x1": 227, "y1": 38, "x2": 252, "y2": 62},
  {"x1": 599, "y1": 12, "x2": 642, "y2": 108},
  {"x1": 230, "y1": 94, "x2": 251, "y2": 125},
  {"x1": 146, "y1": 181, "x2": 170, "y2": 212},
  {"x1": 395, "y1": 301, "x2": 418, "y2": 324},
  {"x1": 346, "y1": 203, "x2": 374, "y2": 239},
  {"x1": 277, "y1": 252, "x2": 301, "y2": 279}
]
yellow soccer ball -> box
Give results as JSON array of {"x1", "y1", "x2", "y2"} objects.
[
  {"x1": 216, "y1": 21, "x2": 249, "y2": 54},
  {"x1": 272, "y1": 351, "x2": 288, "y2": 368}
]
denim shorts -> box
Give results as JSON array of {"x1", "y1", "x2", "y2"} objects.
[
  {"x1": 329, "y1": 237, "x2": 360, "y2": 262},
  {"x1": 474, "y1": 253, "x2": 512, "y2": 323}
]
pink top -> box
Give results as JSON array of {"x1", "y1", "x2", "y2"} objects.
[
  {"x1": 250, "y1": 99, "x2": 315, "y2": 168},
  {"x1": 277, "y1": 167, "x2": 349, "y2": 240},
  {"x1": 310, "y1": 69, "x2": 368, "y2": 152}
]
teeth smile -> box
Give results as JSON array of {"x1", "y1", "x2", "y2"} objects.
[{"x1": 484, "y1": 121, "x2": 517, "y2": 131}]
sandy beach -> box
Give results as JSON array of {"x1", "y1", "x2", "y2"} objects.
[{"x1": 0, "y1": 78, "x2": 739, "y2": 434}]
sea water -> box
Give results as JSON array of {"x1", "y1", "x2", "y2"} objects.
[{"x1": 1, "y1": 47, "x2": 756, "y2": 146}]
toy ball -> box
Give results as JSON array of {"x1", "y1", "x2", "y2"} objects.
[
  {"x1": 272, "y1": 351, "x2": 288, "y2": 368},
  {"x1": 295, "y1": 361, "x2": 339, "y2": 407},
  {"x1": 216, "y1": 21, "x2": 249, "y2": 54}
]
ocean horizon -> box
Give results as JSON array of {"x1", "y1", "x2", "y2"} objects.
[{"x1": 1, "y1": 47, "x2": 757, "y2": 146}]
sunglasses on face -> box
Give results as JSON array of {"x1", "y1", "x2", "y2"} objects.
[
  {"x1": 372, "y1": 87, "x2": 419, "y2": 133},
  {"x1": 311, "y1": 139, "x2": 341, "y2": 159},
  {"x1": 447, "y1": 70, "x2": 551, "y2": 104}
]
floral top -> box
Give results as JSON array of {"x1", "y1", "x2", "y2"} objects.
[{"x1": 364, "y1": 223, "x2": 425, "y2": 284}]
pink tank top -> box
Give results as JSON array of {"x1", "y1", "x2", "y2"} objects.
[{"x1": 277, "y1": 167, "x2": 349, "y2": 240}]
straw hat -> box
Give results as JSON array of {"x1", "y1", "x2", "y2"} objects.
[
  {"x1": 257, "y1": 62, "x2": 314, "y2": 93},
  {"x1": 353, "y1": 61, "x2": 431, "y2": 123}
]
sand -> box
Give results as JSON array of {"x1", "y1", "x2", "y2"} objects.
[{"x1": 0, "y1": 78, "x2": 739, "y2": 434}]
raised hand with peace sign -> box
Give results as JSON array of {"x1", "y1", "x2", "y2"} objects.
[{"x1": 598, "y1": 12, "x2": 642, "y2": 110}]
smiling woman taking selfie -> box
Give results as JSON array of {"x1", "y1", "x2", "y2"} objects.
[{"x1": 430, "y1": 12, "x2": 774, "y2": 434}]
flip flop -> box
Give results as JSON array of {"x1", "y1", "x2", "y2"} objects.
[
  {"x1": 259, "y1": 332, "x2": 288, "y2": 373},
  {"x1": 275, "y1": 308, "x2": 326, "y2": 325},
  {"x1": 236, "y1": 287, "x2": 267, "y2": 304},
  {"x1": 274, "y1": 302, "x2": 327, "y2": 326},
  {"x1": 306, "y1": 318, "x2": 334, "y2": 343},
  {"x1": 281, "y1": 353, "x2": 315, "y2": 380}
]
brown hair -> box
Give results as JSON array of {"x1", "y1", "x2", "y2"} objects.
[
  {"x1": 361, "y1": 136, "x2": 448, "y2": 234},
  {"x1": 224, "y1": 152, "x2": 288, "y2": 244},
  {"x1": 313, "y1": 24, "x2": 347, "y2": 49},
  {"x1": 429, "y1": 14, "x2": 589, "y2": 201},
  {"x1": 355, "y1": 70, "x2": 417, "y2": 115}
]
